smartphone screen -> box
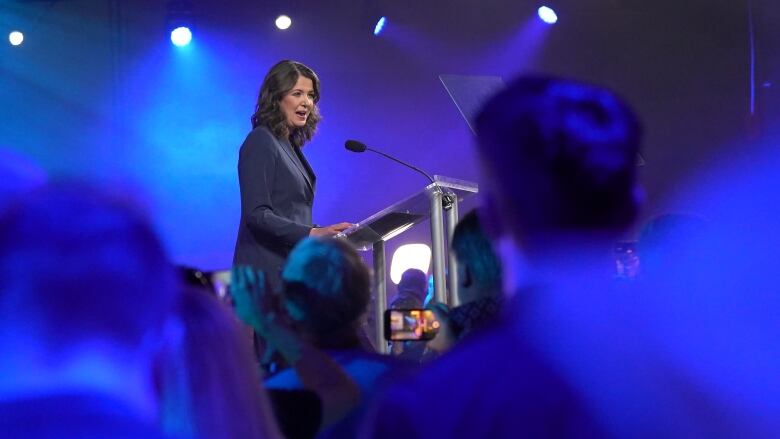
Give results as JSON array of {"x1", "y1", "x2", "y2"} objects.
[{"x1": 384, "y1": 309, "x2": 440, "y2": 341}]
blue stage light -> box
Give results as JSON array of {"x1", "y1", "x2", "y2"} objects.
[
  {"x1": 9, "y1": 31, "x2": 24, "y2": 46},
  {"x1": 170, "y1": 26, "x2": 192, "y2": 47},
  {"x1": 373, "y1": 16, "x2": 387, "y2": 36},
  {"x1": 537, "y1": 6, "x2": 558, "y2": 24}
]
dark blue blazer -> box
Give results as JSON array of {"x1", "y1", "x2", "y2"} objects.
[{"x1": 233, "y1": 126, "x2": 316, "y2": 292}]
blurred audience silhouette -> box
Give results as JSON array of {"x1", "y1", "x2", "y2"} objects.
[
  {"x1": 263, "y1": 237, "x2": 402, "y2": 438},
  {"x1": 159, "y1": 286, "x2": 282, "y2": 439},
  {"x1": 0, "y1": 183, "x2": 179, "y2": 438},
  {"x1": 230, "y1": 264, "x2": 362, "y2": 439},
  {"x1": 636, "y1": 213, "x2": 708, "y2": 280}
]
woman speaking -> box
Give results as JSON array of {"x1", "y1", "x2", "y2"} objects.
[{"x1": 233, "y1": 60, "x2": 351, "y2": 292}]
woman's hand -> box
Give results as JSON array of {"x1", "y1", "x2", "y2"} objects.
[{"x1": 310, "y1": 222, "x2": 353, "y2": 237}]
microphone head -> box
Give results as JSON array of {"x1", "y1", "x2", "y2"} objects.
[{"x1": 345, "y1": 140, "x2": 367, "y2": 153}]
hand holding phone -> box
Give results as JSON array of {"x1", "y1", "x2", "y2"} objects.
[{"x1": 425, "y1": 303, "x2": 456, "y2": 353}]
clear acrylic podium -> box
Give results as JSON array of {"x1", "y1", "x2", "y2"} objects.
[{"x1": 340, "y1": 175, "x2": 478, "y2": 353}]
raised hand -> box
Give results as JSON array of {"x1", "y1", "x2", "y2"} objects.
[
  {"x1": 229, "y1": 265, "x2": 268, "y2": 331},
  {"x1": 231, "y1": 267, "x2": 361, "y2": 426},
  {"x1": 230, "y1": 265, "x2": 302, "y2": 364}
]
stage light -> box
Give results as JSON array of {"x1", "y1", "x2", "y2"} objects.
[
  {"x1": 373, "y1": 16, "x2": 387, "y2": 35},
  {"x1": 275, "y1": 15, "x2": 292, "y2": 30},
  {"x1": 390, "y1": 244, "x2": 431, "y2": 284},
  {"x1": 537, "y1": 6, "x2": 558, "y2": 24},
  {"x1": 9, "y1": 31, "x2": 24, "y2": 46},
  {"x1": 170, "y1": 26, "x2": 192, "y2": 47}
]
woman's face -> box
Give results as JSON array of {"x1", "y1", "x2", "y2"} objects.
[{"x1": 280, "y1": 75, "x2": 315, "y2": 131}]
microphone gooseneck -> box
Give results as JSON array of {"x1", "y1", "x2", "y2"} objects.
[{"x1": 344, "y1": 139, "x2": 453, "y2": 209}]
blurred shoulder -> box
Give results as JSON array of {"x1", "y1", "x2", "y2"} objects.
[{"x1": 264, "y1": 368, "x2": 303, "y2": 390}]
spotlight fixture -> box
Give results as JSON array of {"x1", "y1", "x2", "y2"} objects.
[
  {"x1": 275, "y1": 15, "x2": 292, "y2": 30},
  {"x1": 9, "y1": 31, "x2": 24, "y2": 46},
  {"x1": 537, "y1": 6, "x2": 558, "y2": 24},
  {"x1": 373, "y1": 16, "x2": 387, "y2": 35},
  {"x1": 170, "y1": 26, "x2": 192, "y2": 47}
]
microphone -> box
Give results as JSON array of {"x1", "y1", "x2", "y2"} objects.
[
  {"x1": 345, "y1": 140, "x2": 367, "y2": 153},
  {"x1": 344, "y1": 139, "x2": 452, "y2": 208}
]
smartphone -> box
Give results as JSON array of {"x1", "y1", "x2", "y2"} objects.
[{"x1": 384, "y1": 309, "x2": 440, "y2": 341}]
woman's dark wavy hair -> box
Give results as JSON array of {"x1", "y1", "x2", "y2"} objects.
[{"x1": 251, "y1": 60, "x2": 322, "y2": 148}]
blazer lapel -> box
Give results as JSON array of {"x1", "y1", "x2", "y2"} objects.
[
  {"x1": 278, "y1": 138, "x2": 315, "y2": 194},
  {"x1": 294, "y1": 147, "x2": 317, "y2": 193}
]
